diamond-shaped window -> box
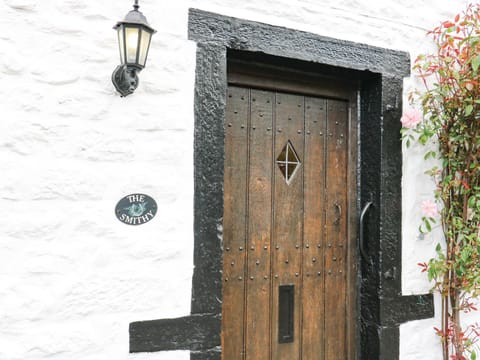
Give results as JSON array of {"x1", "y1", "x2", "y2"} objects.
[{"x1": 277, "y1": 141, "x2": 301, "y2": 184}]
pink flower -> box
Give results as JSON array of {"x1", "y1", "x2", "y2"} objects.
[
  {"x1": 421, "y1": 200, "x2": 438, "y2": 218},
  {"x1": 401, "y1": 109, "x2": 423, "y2": 128}
]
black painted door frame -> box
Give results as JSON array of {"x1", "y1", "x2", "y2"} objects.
[{"x1": 129, "y1": 9, "x2": 434, "y2": 360}]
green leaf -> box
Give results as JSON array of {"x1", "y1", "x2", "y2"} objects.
[
  {"x1": 424, "y1": 150, "x2": 437, "y2": 160},
  {"x1": 419, "y1": 133, "x2": 428, "y2": 145},
  {"x1": 469, "y1": 196, "x2": 476, "y2": 208},
  {"x1": 472, "y1": 56, "x2": 480, "y2": 72},
  {"x1": 471, "y1": 350, "x2": 476, "y2": 360},
  {"x1": 465, "y1": 104, "x2": 474, "y2": 116},
  {"x1": 425, "y1": 218, "x2": 432, "y2": 232}
]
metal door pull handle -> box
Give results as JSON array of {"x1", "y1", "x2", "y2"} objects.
[
  {"x1": 359, "y1": 202, "x2": 373, "y2": 264},
  {"x1": 334, "y1": 202, "x2": 342, "y2": 225}
]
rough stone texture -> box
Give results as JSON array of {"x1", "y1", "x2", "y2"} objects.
[
  {"x1": 0, "y1": 0, "x2": 474, "y2": 359},
  {"x1": 190, "y1": 43, "x2": 226, "y2": 317},
  {"x1": 188, "y1": 9, "x2": 411, "y2": 77},
  {"x1": 1, "y1": 1, "x2": 195, "y2": 360},
  {"x1": 130, "y1": 314, "x2": 220, "y2": 352}
]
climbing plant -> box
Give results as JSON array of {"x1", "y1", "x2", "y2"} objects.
[{"x1": 402, "y1": 4, "x2": 480, "y2": 360}]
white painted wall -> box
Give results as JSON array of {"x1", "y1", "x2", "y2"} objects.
[{"x1": 0, "y1": 0, "x2": 473, "y2": 359}]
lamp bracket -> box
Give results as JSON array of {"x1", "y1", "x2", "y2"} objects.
[{"x1": 112, "y1": 65, "x2": 140, "y2": 97}]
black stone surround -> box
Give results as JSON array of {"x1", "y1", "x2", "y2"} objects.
[{"x1": 129, "y1": 8, "x2": 434, "y2": 360}]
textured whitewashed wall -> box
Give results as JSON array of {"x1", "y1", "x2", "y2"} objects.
[{"x1": 0, "y1": 0, "x2": 473, "y2": 359}]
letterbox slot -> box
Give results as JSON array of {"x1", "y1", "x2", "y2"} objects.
[{"x1": 278, "y1": 284, "x2": 294, "y2": 343}]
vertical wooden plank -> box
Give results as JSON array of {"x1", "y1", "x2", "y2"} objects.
[
  {"x1": 245, "y1": 90, "x2": 274, "y2": 359},
  {"x1": 301, "y1": 97, "x2": 327, "y2": 359},
  {"x1": 324, "y1": 99, "x2": 349, "y2": 359},
  {"x1": 346, "y1": 95, "x2": 358, "y2": 360},
  {"x1": 271, "y1": 92, "x2": 304, "y2": 360},
  {"x1": 222, "y1": 86, "x2": 249, "y2": 360}
]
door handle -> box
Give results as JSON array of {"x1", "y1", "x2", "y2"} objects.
[
  {"x1": 359, "y1": 201, "x2": 373, "y2": 265},
  {"x1": 334, "y1": 202, "x2": 342, "y2": 225}
]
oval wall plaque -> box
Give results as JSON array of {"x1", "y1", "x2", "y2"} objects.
[{"x1": 115, "y1": 193, "x2": 157, "y2": 225}]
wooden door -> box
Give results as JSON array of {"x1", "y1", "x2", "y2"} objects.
[{"x1": 222, "y1": 72, "x2": 357, "y2": 360}]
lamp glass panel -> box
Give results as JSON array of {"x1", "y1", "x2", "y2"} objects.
[
  {"x1": 125, "y1": 26, "x2": 140, "y2": 64},
  {"x1": 117, "y1": 26, "x2": 125, "y2": 64},
  {"x1": 138, "y1": 29, "x2": 152, "y2": 67}
]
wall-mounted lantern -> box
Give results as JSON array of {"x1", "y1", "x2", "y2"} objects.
[{"x1": 112, "y1": 0, "x2": 156, "y2": 97}]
